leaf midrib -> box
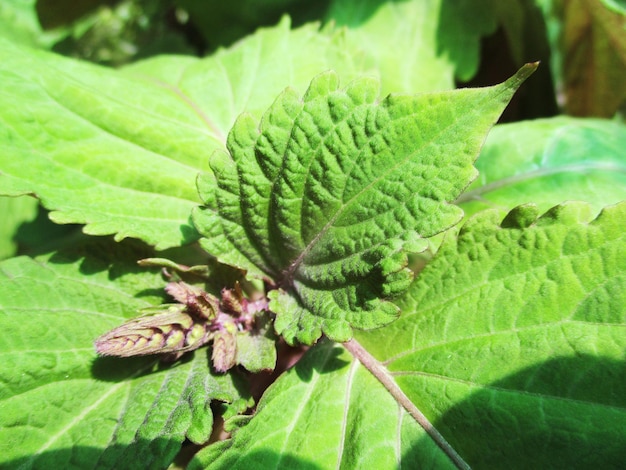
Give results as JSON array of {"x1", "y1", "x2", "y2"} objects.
[
  {"x1": 456, "y1": 162, "x2": 626, "y2": 204},
  {"x1": 282, "y1": 89, "x2": 495, "y2": 283}
]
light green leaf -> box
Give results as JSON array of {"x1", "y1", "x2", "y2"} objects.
[
  {"x1": 194, "y1": 64, "x2": 537, "y2": 344},
  {"x1": 0, "y1": 0, "x2": 65, "y2": 48},
  {"x1": 326, "y1": 0, "x2": 497, "y2": 92},
  {"x1": 189, "y1": 340, "x2": 457, "y2": 470},
  {"x1": 357, "y1": 201, "x2": 626, "y2": 467},
  {"x1": 0, "y1": 241, "x2": 249, "y2": 469},
  {"x1": 0, "y1": 18, "x2": 360, "y2": 250},
  {"x1": 121, "y1": 17, "x2": 361, "y2": 138},
  {"x1": 458, "y1": 117, "x2": 626, "y2": 216},
  {"x1": 191, "y1": 201, "x2": 626, "y2": 469},
  {"x1": 0, "y1": 38, "x2": 212, "y2": 249}
]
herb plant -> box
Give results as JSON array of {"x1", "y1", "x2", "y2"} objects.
[{"x1": 1, "y1": 1, "x2": 625, "y2": 469}]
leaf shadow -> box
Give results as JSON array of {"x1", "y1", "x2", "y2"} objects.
[
  {"x1": 179, "y1": 214, "x2": 201, "y2": 247},
  {"x1": 88, "y1": 350, "x2": 203, "y2": 383},
  {"x1": 294, "y1": 340, "x2": 350, "y2": 382},
  {"x1": 45, "y1": 236, "x2": 155, "y2": 277},
  {"x1": 404, "y1": 354, "x2": 626, "y2": 469},
  {"x1": 1, "y1": 437, "x2": 190, "y2": 470},
  {"x1": 90, "y1": 348, "x2": 252, "y2": 410},
  {"x1": 1, "y1": 441, "x2": 325, "y2": 470},
  {"x1": 13, "y1": 204, "x2": 82, "y2": 258}
]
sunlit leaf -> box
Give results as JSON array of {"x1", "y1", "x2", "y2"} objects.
[
  {"x1": 191, "y1": 201, "x2": 626, "y2": 469},
  {"x1": 194, "y1": 64, "x2": 537, "y2": 344}
]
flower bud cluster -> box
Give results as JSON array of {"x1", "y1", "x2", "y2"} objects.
[{"x1": 95, "y1": 281, "x2": 268, "y2": 371}]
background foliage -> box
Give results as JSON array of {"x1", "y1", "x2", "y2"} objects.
[{"x1": 0, "y1": 1, "x2": 624, "y2": 469}]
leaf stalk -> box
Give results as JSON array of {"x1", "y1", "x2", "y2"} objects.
[{"x1": 343, "y1": 338, "x2": 471, "y2": 470}]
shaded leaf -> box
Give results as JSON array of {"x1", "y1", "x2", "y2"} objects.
[
  {"x1": 0, "y1": 241, "x2": 250, "y2": 469},
  {"x1": 0, "y1": 196, "x2": 38, "y2": 260},
  {"x1": 194, "y1": 64, "x2": 537, "y2": 344},
  {"x1": 172, "y1": 0, "x2": 321, "y2": 50},
  {"x1": 561, "y1": 0, "x2": 626, "y2": 116}
]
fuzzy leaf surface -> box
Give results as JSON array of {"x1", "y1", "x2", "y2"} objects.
[
  {"x1": 0, "y1": 18, "x2": 359, "y2": 249},
  {"x1": 194, "y1": 65, "x2": 537, "y2": 344},
  {"x1": 189, "y1": 340, "x2": 457, "y2": 470},
  {"x1": 458, "y1": 117, "x2": 626, "y2": 216},
  {"x1": 191, "y1": 201, "x2": 626, "y2": 469},
  {"x1": 0, "y1": 242, "x2": 249, "y2": 469}
]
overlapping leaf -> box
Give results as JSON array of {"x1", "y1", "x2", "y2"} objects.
[
  {"x1": 193, "y1": 64, "x2": 537, "y2": 345},
  {"x1": 189, "y1": 340, "x2": 458, "y2": 470},
  {"x1": 0, "y1": 18, "x2": 360, "y2": 250},
  {"x1": 190, "y1": 201, "x2": 626, "y2": 469},
  {"x1": 0, "y1": 0, "x2": 63, "y2": 48},
  {"x1": 0, "y1": 241, "x2": 250, "y2": 469},
  {"x1": 458, "y1": 117, "x2": 626, "y2": 216},
  {"x1": 326, "y1": 0, "x2": 497, "y2": 92}
]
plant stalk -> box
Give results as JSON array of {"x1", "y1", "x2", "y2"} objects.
[{"x1": 343, "y1": 338, "x2": 471, "y2": 470}]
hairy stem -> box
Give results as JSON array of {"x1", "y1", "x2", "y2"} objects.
[{"x1": 342, "y1": 338, "x2": 471, "y2": 470}]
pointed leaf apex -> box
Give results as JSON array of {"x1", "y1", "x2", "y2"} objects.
[
  {"x1": 196, "y1": 68, "x2": 537, "y2": 345},
  {"x1": 505, "y1": 62, "x2": 539, "y2": 90}
]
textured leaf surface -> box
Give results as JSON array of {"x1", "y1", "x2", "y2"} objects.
[
  {"x1": 194, "y1": 65, "x2": 537, "y2": 344},
  {"x1": 189, "y1": 340, "x2": 457, "y2": 470},
  {"x1": 191, "y1": 201, "x2": 626, "y2": 469},
  {"x1": 0, "y1": 18, "x2": 360, "y2": 249},
  {"x1": 458, "y1": 117, "x2": 626, "y2": 216},
  {"x1": 358, "y1": 201, "x2": 626, "y2": 467},
  {"x1": 0, "y1": 242, "x2": 248, "y2": 469}
]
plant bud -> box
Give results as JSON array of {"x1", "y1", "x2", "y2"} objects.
[
  {"x1": 165, "y1": 281, "x2": 219, "y2": 320},
  {"x1": 95, "y1": 306, "x2": 210, "y2": 357},
  {"x1": 211, "y1": 329, "x2": 237, "y2": 372}
]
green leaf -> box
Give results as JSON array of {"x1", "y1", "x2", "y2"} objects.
[
  {"x1": 458, "y1": 117, "x2": 626, "y2": 216},
  {"x1": 0, "y1": 38, "x2": 211, "y2": 249},
  {"x1": 0, "y1": 18, "x2": 362, "y2": 250},
  {"x1": 0, "y1": 196, "x2": 38, "y2": 260},
  {"x1": 0, "y1": 241, "x2": 250, "y2": 469},
  {"x1": 358, "y1": 201, "x2": 626, "y2": 467},
  {"x1": 191, "y1": 201, "x2": 626, "y2": 469},
  {"x1": 121, "y1": 17, "x2": 361, "y2": 138},
  {"x1": 189, "y1": 340, "x2": 458, "y2": 470},
  {"x1": 0, "y1": 0, "x2": 65, "y2": 48},
  {"x1": 326, "y1": 0, "x2": 497, "y2": 92},
  {"x1": 234, "y1": 314, "x2": 278, "y2": 373},
  {"x1": 194, "y1": 64, "x2": 537, "y2": 344}
]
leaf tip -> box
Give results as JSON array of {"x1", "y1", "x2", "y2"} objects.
[{"x1": 506, "y1": 61, "x2": 540, "y2": 90}]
